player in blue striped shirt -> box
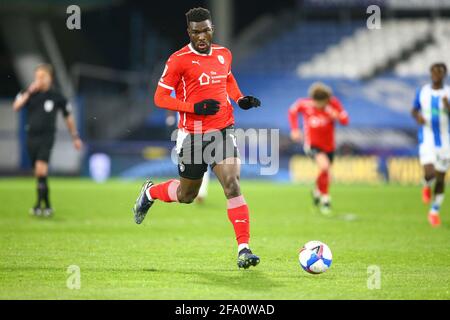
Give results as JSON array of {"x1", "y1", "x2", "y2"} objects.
[{"x1": 412, "y1": 63, "x2": 450, "y2": 227}]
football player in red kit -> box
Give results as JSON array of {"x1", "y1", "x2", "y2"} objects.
[
  {"x1": 288, "y1": 82, "x2": 349, "y2": 214},
  {"x1": 132, "y1": 7, "x2": 261, "y2": 269}
]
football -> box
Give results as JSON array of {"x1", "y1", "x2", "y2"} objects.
[{"x1": 299, "y1": 241, "x2": 333, "y2": 274}]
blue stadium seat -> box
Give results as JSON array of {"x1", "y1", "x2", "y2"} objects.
[{"x1": 235, "y1": 21, "x2": 361, "y2": 74}]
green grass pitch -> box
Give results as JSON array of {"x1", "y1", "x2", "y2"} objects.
[{"x1": 0, "y1": 178, "x2": 449, "y2": 299}]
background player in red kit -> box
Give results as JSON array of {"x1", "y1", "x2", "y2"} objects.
[
  {"x1": 132, "y1": 8, "x2": 261, "y2": 269},
  {"x1": 288, "y1": 82, "x2": 349, "y2": 214}
]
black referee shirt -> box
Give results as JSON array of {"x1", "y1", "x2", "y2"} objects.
[{"x1": 19, "y1": 88, "x2": 71, "y2": 137}]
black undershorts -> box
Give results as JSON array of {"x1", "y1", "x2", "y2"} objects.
[{"x1": 176, "y1": 125, "x2": 239, "y2": 180}]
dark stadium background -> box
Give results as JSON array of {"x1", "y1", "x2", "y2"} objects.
[{"x1": 1, "y1": 0, "x2": 449, "y2": 184}]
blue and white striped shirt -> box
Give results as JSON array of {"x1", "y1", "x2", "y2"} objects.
[{"x1": 413, "y1": 83, "x2": 450, "y2": 148}]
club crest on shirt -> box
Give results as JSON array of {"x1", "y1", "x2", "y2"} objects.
[
  {"x1": 44, "y1": 100, "x2": 54, "y2": 112},
  {"x1": 218, "y1": 55, "x2": 225, "y2": 64}
]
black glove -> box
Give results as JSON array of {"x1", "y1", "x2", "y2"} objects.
[
  {"x1": 238, "y1": 96, "x2": 261, "y2": 110},
  {"x1": 194, "y1": 99, "x2": 220, "y2": 115}
]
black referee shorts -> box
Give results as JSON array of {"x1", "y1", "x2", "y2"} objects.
[
  {"x1": 304, "y1": 145, "x2": 335, "y2": 163},
  {"x1": 26, "y1": 134, "x2": 55, "y2": 166},
  {"x1": 176, "y1": 125, "x2": 240, "y2": 180}
]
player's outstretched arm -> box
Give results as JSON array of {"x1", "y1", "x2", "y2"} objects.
[
  {"x1": 290, "y1": 128, "x2": 303, "y2": 143},
  {"x1": 336, "y1": 111, "x2": 349, "y2": 125},
  {"x1": 13, "y1": 92, "x2": 30, "y2": 111},
  {"x1": 154, "y1": 85, "x2": 194, "y2": 113},
  {"x1": 329, "y1": 97, "x2": 349, "y2": 125},
  {"x1": 443, "y1": 96, "x2": 450, "y2": 112},
  {"x1": 154, "y1": 86, "x2": 220, "y2": 115},
  {"x1": 411, "y1": 88, "x2": 426, "y2": 124},
  {"x1": 13, "y1": 81, "x2": 39, "y2": 111},
  {"x1": 411, "y1": 109, "x2": 426, "y2": 125},
  {"x1": 64, "y1": 115, "x2": 83, "y2": 150},
  {"x1": 288, "y1": 101, "x2": 301, "y2": 130},
  {"x1": 288, "y1": 101, "x2": 303, "y2": 142},
  {"x1": 12, "y1": 82, "x2": 39, "y2": 111}
]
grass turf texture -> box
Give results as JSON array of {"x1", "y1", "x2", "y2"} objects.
[{"x1": 0, "y1": 178, "x2": 449, "y2": 299}]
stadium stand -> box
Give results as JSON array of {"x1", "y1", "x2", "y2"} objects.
[
  {"x1": 297, "y1": 19, "x2": 432, "y2": 78},
  {"x1": 1, "y1": 2, "x2": 448, "y2": 183},
  {"x1": 236, "y1": 21, "x2": 359, "y2": 74},
  {"x1": 395, "y1": 19, "x2": 450, "y2": 76}
]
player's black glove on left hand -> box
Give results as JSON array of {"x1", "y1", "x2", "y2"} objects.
[
  {"x1": 238, "y1": 96, "x2": 261, "y2": 110},
  {"x1": 194, "y1": 99, "x2": 220, "y2": 115}
]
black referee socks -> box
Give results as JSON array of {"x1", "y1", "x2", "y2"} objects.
[{"x1": 37, "y1": 176, "x2": 50, "y2": 209}]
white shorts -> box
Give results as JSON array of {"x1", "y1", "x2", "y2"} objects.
[{"x1": 419, "y1": 144, "x2": 450, "y2": 172}]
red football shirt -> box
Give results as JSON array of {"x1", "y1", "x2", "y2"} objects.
[
  {"x1": 156, "y1": 43, "x2": 243, "y2": 133},
  {"x1": 288, "y1": 97, "x2": 349, "y2": 153}
]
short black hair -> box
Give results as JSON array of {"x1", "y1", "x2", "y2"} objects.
[
  {"x1": 185, "y1": 7, "x2": 211, "y2": 25},
  {"x1": 430, "y1": 62, "x2": 447, "y2": 74}
]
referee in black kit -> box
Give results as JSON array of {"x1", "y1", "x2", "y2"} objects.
[{"x1": 13, "y1": 64, "x2": 83, "y2": 217}]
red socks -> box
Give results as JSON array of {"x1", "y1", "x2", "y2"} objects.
[
  {"x1": 316, "y1": 170, "x2": 330, "y2": 195},
  {"x1": 147, "y1": 179, "x2": 180, "y2": 202},
  {"x1": 227, "y1": 195, "x2": 250, "y2": 245},
  {"x1": 147, "y1": 182, "x2": 250, "y2": 247}
]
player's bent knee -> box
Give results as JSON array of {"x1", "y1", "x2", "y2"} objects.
[
  {"x1": 322, "y1": 160, "x2": 331, "y2": 171},
  {"x1": 35, "y1": 162, "x2": 48, "y2": 177},
  {"x1": 179, "y1": 198, "x2": 193, "y2": 204},
  {"x1": 316, "y1": 157, "x2": 330, "y2": 171},
  {"x1": 425, "y1": 172, "x2": 436, "y2": 180},
  {"x1": 178, "y1": 190, "x2": 198, "y2": 204},
  {"x1": 179, "y1": 197, "x2": 194, "y2": 204}
]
